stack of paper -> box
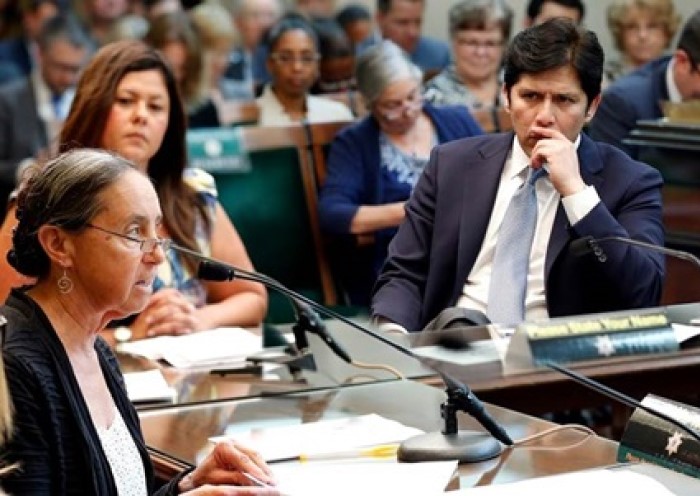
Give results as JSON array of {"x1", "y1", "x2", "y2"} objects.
[
  {"x1": 210, "y1": 414, "x2": 424, "y2": 462},
  {"x1": 123, "y1": 369, "x2": 176, "y2": 404},
  {"x1": 118, "y1": 327, "x2": 263, "y2": 368}
]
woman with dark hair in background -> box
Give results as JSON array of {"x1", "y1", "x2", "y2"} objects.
[
  {"x1": 319, "y1": 40, "x2": 482, "y2": 305},
  {"x1": 257, "y1": 14, "x2": 353, "y2": 125},
  {"x1": 0, "y1": 40, "x2": 267, "y2": 338}
]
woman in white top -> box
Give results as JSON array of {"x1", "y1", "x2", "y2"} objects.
[{"x1": 257, "y1": 14, "x2": 353, "y2": 125}]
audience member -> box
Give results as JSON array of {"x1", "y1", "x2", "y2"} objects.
[
  {"x1": 310, "y1": 17, "x2": 356, "y2": 95},
  {"x1": 257, "y1": 15, "x2": 353, "y2": 125},
  {"x1": 335, "y1": 3, "x2": 374, "y2": 49},
  {"x1": 319, "y1": 40, "x2": 482, "y2": 305},
  {"x1": 368, "y1": 0, "x2": 451, "y2": 76},
  {"x1": 604, "y1": 0, "x2": 680, "y2": 84},
  {"x1": 75, "y1": 0, "x2": 130, "y2": 45},
  {"x1": 103, "y1": 12, "x2": 150, "y2": 44},
  {"x1": 372, "y1": 19, "x2": 664, "y2": 333},
  {"x1": 223, "y1": 0, "x2": 283, "y2": 96},
  {"x1": 0, "y1": 0, "x2": 60, "y2": 84},
  {"x1": 190, "y1": 1, "x2": 252, "y2": 102},
  {"x1": 424, "y1": 0, "x2": 512, "y2": 113},
  {"x1": 0, "y1": 40, "x2": 268, "y2": 336},
  {"x1": 589, "y1": 9, "x2": 700, "y2": 159},
  {"x1": 0, "y1": 13, "x2": 92, "y2": 211},
  {"x1": 524, "y1": 0, "x2": 584, "y2": 26},
  {"x1": 145, "y1": 11, "x2": 219, "y2": 127},
  {"x1": 0, "y1": 148, "x2": 279, "y2": 494}
]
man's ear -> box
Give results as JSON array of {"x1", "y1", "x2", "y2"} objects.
[
  {"x1": 502, "y1": 84, "x2": 510, "y2": 113},
  {"x1": 37, "y1": 224, "x2": 75, "y2": 270},
  {"x1": 585, "y1": 93, "x2": 602, "y2": 123}
]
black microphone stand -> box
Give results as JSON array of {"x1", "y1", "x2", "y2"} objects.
[{"x1": 171, "y1": 245, "x2": 513, "y2": 463}]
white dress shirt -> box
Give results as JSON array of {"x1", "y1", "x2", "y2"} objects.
[
  {"x1": 456, "y1": 135, "x2": 599, "y2": 323},
  {"x1": 256, "y1": 84, "x2": 353, "y2": 126}
]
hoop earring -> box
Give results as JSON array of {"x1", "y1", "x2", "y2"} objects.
[{"x1": 58, "y1": 268, "x2": 73, "y2": 294}]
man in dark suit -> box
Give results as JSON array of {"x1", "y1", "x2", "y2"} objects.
[
  {"x1": 0, "y1": 14, "x2": 91, "y2": 209},
  {"x1": 372, "y1": 19, "x2": 664, "y2": 333},
  {"x1": 588, "y1": 10, "x2": 700, "y2": 159},
  {"x1": 0, "y1": 0, "x2": 59, "y2": 85}
]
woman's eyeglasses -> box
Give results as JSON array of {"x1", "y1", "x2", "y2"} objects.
[
  {"x1": 85, "y1": 223, "x2": 171, "y2": 254},
  {"x1": 269, "y1": 51, "x2": 321, "y2": 66}
]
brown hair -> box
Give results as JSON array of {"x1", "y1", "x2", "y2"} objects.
[
  {"x1": 59, "y1": 40, "x2": 208, "y2": 273},
  {"x1": 607, "y1": 0, "x2": 680, "y2": 52}
]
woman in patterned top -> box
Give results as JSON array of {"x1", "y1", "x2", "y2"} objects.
[
  {"x1": 424, "y1": 0, "x2": 512, "y2": 112},
  {"x1": 0, "y1": 40, "x2": 267, "y2": 340},
  {"x1": 318, "y1": 40, "x2": 482, "y2": 305}
]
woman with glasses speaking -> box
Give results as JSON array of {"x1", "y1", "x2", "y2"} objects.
[
  {"x1": 318, "y1": 40, "x2": 483, "y2": 306},
  {"x1": 256, "y1": 14, "x2": 353, "y2": 125},
  {"x1": 0, "y1": 149, "x2": 279, "y2": 494}
]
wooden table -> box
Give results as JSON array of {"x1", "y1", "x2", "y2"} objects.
[{"x1": 139, "y1": 380, "x2": 619, "y2": 490}]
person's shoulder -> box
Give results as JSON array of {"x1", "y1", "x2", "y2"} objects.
[
  {"x1": 587, "y1": 136, "x2": 661, "y2": 178},
  {"x1": 0, "y1": 75, "x2": 29, "y2": 97},
  {"x1": 415, "y1": 36, "x2": 450, "y2": 55},
  {"x1": 183, "y1": 167, "x2": 218, "y2": 200},
  {"x1": 308, "y1": 94, "x2": 353, "y2": 119},
  {"x1": 605, "y1": 57, "x2": 669, "y2": 94}
]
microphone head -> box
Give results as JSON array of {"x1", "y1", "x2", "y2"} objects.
[{"x1": 197, "y1": 260, "x2": 235, "y2": 282}]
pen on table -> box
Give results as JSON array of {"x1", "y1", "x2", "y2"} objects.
[{"x1": 270, "y1": 444, "x2": 400, "y2": 463}]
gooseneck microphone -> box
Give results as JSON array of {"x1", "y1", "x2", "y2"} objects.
[
  {"x1": 169, "y1": 243, "x2": 514, "y2": 454},
  {"x1": 197, "y1": 259, "x2": 352, "y2": 364},
  {"x1": 570, "y1": 235, "x2": 700, "y2": 267}
]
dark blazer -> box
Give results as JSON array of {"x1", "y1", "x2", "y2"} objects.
[
  {"x1": 0, "y1": 76, "x2": 47, "y2": 190},
  {"x1": 588, "y1": 56, "x2": 670, "y2": 159},
  {"x1": 1, "y1": 290, "x2": 186, "y2": 494},
  {"x1": 372, "y1": 132, "x2": 665, "y2": 332},
  {"x1": 0, "y1": 37, "x2": 31, "y2": 84}
]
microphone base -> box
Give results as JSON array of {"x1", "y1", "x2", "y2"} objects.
[{"x1": 398, "y1": 431, "x2": 502, "y2": 463}]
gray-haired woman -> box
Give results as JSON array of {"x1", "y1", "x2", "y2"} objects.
[{"x1": 318, "y1": 40, "x2": 483, "y2": 305}]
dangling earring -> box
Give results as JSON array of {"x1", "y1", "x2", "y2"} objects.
[{"x1": 58, "y1": 268, "x2": 73, "y2": 294}]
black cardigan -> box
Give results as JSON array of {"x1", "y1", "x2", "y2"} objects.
[{"x1": 0, "y1": 290, "x2": 188, "y2": 494}]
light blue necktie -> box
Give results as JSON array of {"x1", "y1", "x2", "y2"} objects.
[
  {"x1": 487, "y1": 167, "x2": 548, "y2": 325},
  {"x1": 51, "y1": 93, "x2": 63, "y2": 119}
]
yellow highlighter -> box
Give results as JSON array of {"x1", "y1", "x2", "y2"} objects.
[{"x1": 293, "y1": 444, "x2": 400, "y2": 463}]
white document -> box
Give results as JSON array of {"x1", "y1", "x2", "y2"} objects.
[
  {"x1": 123, "y1": 369, "x2": 176, "y2": 403},
  {"x1": 118, "y1": 327, "x2": 263, "y2": 368},
  {"x1": 456, "y1": 468, "x2": 675, "y2": 495},
  {"x1": 271, "y1": 459, "x2": 458, "y2": 496},
  {"x1": 210, "y1": 414, "x2": 424, "y2": 462}
]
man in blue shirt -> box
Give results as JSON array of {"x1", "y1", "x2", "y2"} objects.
[{"x1": 360, "y1": 0, "x2": 450, "y2": 77}]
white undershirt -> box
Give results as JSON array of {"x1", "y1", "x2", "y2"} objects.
[
  {"x1": 97, "y1": 407, "x2": 148, "y2": 496},
  {"x1": 457, "y1": 134, "x2": 598, "y2": 323}
]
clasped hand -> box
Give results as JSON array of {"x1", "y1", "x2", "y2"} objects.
[
  {"x1": 529, "y1": 126, "x2": 586, "y2": 197},
  {"x1": 131, "y1": 288, "x2": 204, "y2": 338}
]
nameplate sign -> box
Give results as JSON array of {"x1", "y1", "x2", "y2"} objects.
[
  {"x1": 503, "y1": 310, "x2": 678, "y2": 374},
  {"x1": 618, "y1": 394, "x2": 700, "y2": 479},
  {"x1": 187, "y1": 127, "x2": 251, "y2": 173}
]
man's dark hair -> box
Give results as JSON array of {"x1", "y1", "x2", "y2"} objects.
[
  {"x1": 36, "y1": 12, "x2": 93, "y2": 51},
  {"x1": 503, "y1": 18, "x2": 603, "y2": 106},
  {"x1": 677, "y1": 10, "x2": 700, "y2": 70},
  {"x1": 376, "y1": 0, "x2": 423, "y2": 15},
  {"x1": 526, "y1": 0, "x2": 584, "y2": 22},
  {"x1": 336, "y1": 4, "x2": 371, "y2": 28}
]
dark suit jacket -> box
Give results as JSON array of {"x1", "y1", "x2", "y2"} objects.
[
  {"x1": 588, "y1": 56, "x2": 669, "y2": 159},
  {"x1": 0, "y1": 37, "x2": 31, "y2": 84},
  {"x1": 372, "y1": 132, "x2": 665, "y2": 332},
  {"x1": 0, "y1": 76, "x2": 46, "y2": 192}
]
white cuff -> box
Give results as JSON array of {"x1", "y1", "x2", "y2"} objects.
[{"x1": 562, "y1": 185, "x2": 600, "y2": 225}]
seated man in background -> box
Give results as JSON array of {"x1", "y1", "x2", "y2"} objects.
[
  {"x1": 588, "y1": 9, "x2": 700, "y2": 159},
  {"x1": 372, "y1": 18, "x2": 665, "y2": 333},
  {"x1": 0, "y1": 13, "x2": 92, "y2": 210},
  {"x1": 362, "y1": 0, "x2": 451, "y2": 77}
]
